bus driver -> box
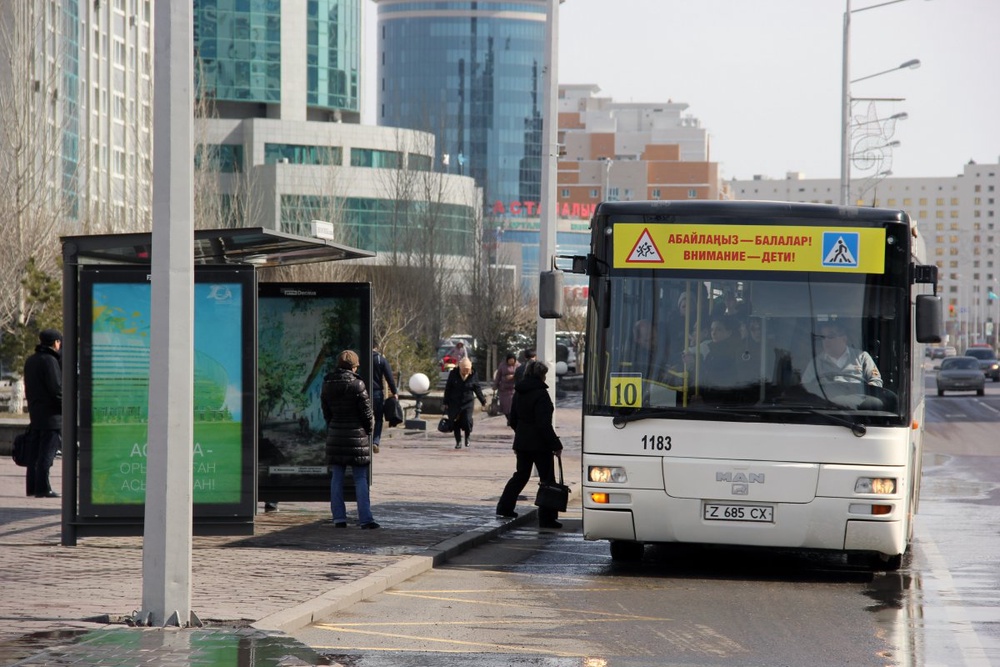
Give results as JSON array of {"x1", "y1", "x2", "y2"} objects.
[{"x1": 800, "y1": 320, "x2": 883, "y2": 408}]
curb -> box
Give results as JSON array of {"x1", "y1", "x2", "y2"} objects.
[{"x1": 252, "y1": 507, "x2": 538, "y2": 633}]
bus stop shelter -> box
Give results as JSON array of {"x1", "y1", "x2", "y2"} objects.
[{"x1": 60, "y1": 228, "x2": 374, "y2": 545}]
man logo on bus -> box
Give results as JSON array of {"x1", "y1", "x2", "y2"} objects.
[
  {"x1": 717, "y1": 471, "x2": 764, "y2": 496},
  {"x1": 822, "y1": 232, "x2": 859, "y2": 268}
]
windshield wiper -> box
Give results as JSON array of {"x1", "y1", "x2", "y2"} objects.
[
  {"x1": 772, "y1": 405, "x2": 868, "y2": 437},
  {"x1": 611, "y1": 405, "x2": 761, "y2": 428}
]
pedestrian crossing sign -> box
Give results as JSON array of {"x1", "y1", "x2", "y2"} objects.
[{"x1": 821, "y1": 232, "x2": 859, "y2": 268}]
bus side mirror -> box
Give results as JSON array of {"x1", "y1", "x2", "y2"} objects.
[
  {"x1": 915, "y1": 294, "x2": 943, "y2": 344},
  {"x1": 539, "y1": 270, "x2": 564, "y2": 319}
]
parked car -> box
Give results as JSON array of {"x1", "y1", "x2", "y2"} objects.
[
  {"x1": 936, "y1": 356, "x2": 986, "y2": 396},
  {"x1": 962, "y1": 346, "x2": 1000, "y2": 381}
]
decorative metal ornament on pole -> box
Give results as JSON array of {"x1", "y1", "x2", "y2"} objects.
[{"x1": 840, "y1": 0, "x2": 923, "y2": 206}]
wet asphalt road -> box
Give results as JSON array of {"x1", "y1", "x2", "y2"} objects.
[{"x1": 293, "y1": 369, "x2": 1000, "y2": 666}]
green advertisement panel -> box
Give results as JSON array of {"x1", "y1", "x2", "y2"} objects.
[{"x1": 78, "y1": 266, "x2": 256, "y2": 519}]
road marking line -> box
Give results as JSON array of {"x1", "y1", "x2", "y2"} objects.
[
  {"x1": 309, "y1": 625, "x2": 582, "y2": 657},
  {"x1": 917, "y1": 536, "x2": 990, "y2": 665},
  {"x1": 385, "y1": 590, "x2": 672, "y2": 621}
]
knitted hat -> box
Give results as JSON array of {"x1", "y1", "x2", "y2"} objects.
[{"x1": 39, "y1": 329, "x2": 62, "y2": 345}]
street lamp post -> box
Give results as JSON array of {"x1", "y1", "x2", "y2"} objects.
[{"x1": 840, "y1": 0, "x2": 924, "y2": 205}]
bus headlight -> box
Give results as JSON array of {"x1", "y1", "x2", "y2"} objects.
[
  {"x1": 855, "y1": 477, "x2": 896, "y2": 494},
  {"x1": 589, "y1": 466, "x2": 627, "y2": 483}
]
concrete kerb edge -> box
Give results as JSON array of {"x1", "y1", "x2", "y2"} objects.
[{"x1": 252, "y1": 508, "x2": 537, "y2": 634}]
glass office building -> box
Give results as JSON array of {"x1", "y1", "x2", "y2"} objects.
[
  {"x1": 375, "y1": 0, "x2": 547, "y2": 214},
  {"x1": 191, "y1": 0, "x2": 480, "y2": 255},
  {"x1": 194, "y1": 0, "x2": 361, "y2": 116}
]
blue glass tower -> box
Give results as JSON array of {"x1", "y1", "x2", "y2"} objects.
[{"x1": 375, "y1": 1, "x2": 547, "y2": 213}]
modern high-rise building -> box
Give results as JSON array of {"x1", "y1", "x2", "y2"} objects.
[
  {"x1": 375, "y1": 3, "x2": 726, "y2": 289},
  {"x1": 0, "y1": 0, "x2": 153, "y2": 234},
  {"x1": 730, "y1": 160, "x2": 1000, "y2": 348},
  {"x1": 374, "y1": 0, "x2": 548, "y2": 216},
  {"x1": 192, "y1": 0, "x2": 480, "y2": 254}
]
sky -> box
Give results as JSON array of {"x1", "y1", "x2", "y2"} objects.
[{"x1": 363, "y1": 0, "x2": 1000, "y2": 182}]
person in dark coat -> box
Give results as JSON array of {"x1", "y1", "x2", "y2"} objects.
[
  {"x1": 371, "y1": 345, "x2": 398, "y2": 449},
  {"x1": 321, "y1": 350, "x2": 378, "y2": 528},
  {"x1": 23, "y1": 328, "x2": 63, "y2": 498},
  {"x1": 442, "y1": 357, "x2": 487, "y2": 449},
  {"x1": 496, "y1": 360, "x2": 564, "y2": 529}
]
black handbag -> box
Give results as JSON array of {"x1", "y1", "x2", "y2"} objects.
[
  {"x1": 534, "y1": 453, "x2": 570, "y2": 512},
  {"x1": 437, "y1": 416, "x2": 453, "y2": 433},
  {"x1": 487, "y1": 391, "x2": 501, "y2": 417},
  {"x1": 11, "y1": 429, "x2": 30, "y2": 467},
  {"x1": 384, "y1": 396, "x2": 404, "y2": 427}
]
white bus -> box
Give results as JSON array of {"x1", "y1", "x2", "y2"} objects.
[{"x1": 555, "y1": 201, "x2": 942, "y2": 570}]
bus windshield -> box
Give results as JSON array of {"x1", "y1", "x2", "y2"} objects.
[{"x1": 588, "y1": 273, "x2": 908, "y2": 426}]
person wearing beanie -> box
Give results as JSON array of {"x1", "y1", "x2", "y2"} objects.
[{"x1": 23, "y1": 328, "x2": 63, "y2": 498}]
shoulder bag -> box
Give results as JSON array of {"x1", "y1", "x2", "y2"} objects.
[
  {"x1": 534, "y1": 453, "x2": 570, "y2": 512},
  {"x1": 11, "y1": 428, "x2": 30, "y2": 467}
]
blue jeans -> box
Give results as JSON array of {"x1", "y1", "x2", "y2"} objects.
[{"x1": 330, "y1": 464, "x2": 374, "y2": 525}]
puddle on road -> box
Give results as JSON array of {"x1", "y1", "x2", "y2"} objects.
[{"x1": 0, "y1": 627, "x2": 331, "y2": 666}]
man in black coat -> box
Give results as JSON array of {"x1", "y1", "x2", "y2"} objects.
[
  {"x1": 24, "y1": 328, "x2": 63, "y2": 498},
  {"x1": 321, "y1": 350, "x2": 378, "y2": 528},
  {"x1": 371, "y1": 345, "x2": 398, "y2": 450}
]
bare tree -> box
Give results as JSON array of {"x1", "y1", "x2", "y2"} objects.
[
  {"x1": 462, "y1": 214, "x2": 535, "y2": 375},
  {"x1": 0, "y1": 2, "x2": 68, "y2": 334}
]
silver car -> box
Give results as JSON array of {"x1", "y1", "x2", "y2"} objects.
[{"x1": 936, "y1": 356, "x2": 985, "y2": 396}]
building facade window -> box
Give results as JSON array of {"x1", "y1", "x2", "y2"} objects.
[{"x1": 264, "y1": 143, "x2": 341, "y2": 166}]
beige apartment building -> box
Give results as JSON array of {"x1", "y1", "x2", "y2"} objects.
[
  {"x1": 731, "y1": 160, "x2": 1000, "y2": 348},
  {"x1": 555, "y1": 84, "x2": 727, "y2": 216}
]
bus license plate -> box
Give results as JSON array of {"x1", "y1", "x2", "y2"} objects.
[{"x1": 703, "y1": 503, "x2": 774, "y2": 523}]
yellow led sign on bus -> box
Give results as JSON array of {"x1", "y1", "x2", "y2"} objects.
[{"x1": 613, "y1": 223, "x2": 886, "y2": 274}]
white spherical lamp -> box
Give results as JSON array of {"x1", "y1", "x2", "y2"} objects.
[
  {"x1": 408, "y1": 372, "x2": 431, "y2": 395},
  {"x1": 555, "y1": 361, "x2": 568, "y2": 376}
]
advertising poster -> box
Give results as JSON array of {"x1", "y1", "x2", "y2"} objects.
[
  {"x1": 257, "y1": 283, "x2": 371, "y2": 501},
  {"x1": 78, "y1": 267, "x2": 255, "y2": 518}
]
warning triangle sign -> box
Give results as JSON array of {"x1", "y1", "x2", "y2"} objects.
[{"x1": 626, "y1": 228, "x2": 664, "y2": 263}]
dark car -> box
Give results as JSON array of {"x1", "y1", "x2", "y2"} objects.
[
  {"x1": 962, "y1": 347, "x2": 1000, "y2": 381},
  {"x1": 936, "y1": 356, "x2": 986, "y2": 396}
]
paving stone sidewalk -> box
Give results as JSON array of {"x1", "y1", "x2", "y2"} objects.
[{"x1": 0, "y1": 396, "x2": 582, "y2": 666}]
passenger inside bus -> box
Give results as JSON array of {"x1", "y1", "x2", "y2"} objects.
[{"x1": 624, "y1": 319, "x2": 672, "y2": 385}]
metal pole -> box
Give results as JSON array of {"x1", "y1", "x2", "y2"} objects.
[
  {"x1": 140, "y1": 0, "x2": 196, "y2": 627},
  {"x1": 537, "y1": 0, "x2": 560, "y2": 402},
  {"x1": 840, "y1": 0, "x2": 852, "y2": 206}
]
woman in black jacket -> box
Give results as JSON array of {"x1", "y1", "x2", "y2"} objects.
[
  {"x1": 321, "y1": 350, "x2": 378, "y2": 528},
  {"x1": 442, "y1": 357, "x2": 486, "y2": 449},
  {"x1": 496, "y1": 360, "x2": 564, "y2": 529}
]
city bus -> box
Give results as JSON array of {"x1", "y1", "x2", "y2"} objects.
[{"x1": 556, "y1": 200, "x2": 942, "y2": 570}]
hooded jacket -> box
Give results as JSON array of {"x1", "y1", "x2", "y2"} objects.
[
  {"x1": 321, "y1": 367, "x2": 374, "y2": 466},
  {"x1": 508, "y1": 375, "x2": 562, "y2": 453}
]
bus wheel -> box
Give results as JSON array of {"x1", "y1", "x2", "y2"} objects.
[
  {"x1": 610, "y1": 540, "x2": 644, "y2": 562},
  {"x1": 879, "y1": 553, "x2": 903, "y2": 572}
]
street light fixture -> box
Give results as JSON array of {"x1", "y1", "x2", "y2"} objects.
[
  {"x1": 840, "y1": 0, "x2": 927, "y2": 205},
  {"x1": 852, "y1": 58, "x2": 921, "y2": 84}
]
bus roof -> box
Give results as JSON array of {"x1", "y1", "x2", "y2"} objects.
[{"x1": 593, "y1": 200, "x2": 909, "y2": 225}]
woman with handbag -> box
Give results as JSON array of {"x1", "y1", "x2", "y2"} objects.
[
  {"x1": 442, "y1": 357, "x2": 487, "y2": 449},
  {"x1": 496, "y1": 360, "x2": 564, "y2": 529}
]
